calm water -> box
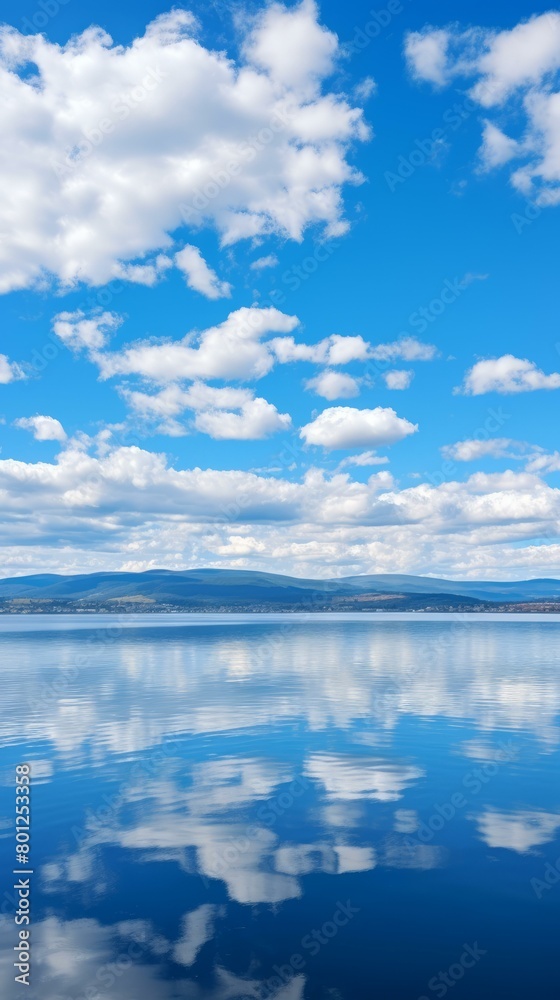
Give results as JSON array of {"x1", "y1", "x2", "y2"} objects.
[{"x1": 1, "y1": 613, "x2": 559, "y2": 1000}]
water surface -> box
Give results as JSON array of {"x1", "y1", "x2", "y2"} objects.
[{"x1": 1, "y1": 614, "x2": 559, "y2": 999}]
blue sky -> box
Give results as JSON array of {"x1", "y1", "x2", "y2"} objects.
[{"x1": 0, "y1": 0, "x2": 559, "y2": 578}]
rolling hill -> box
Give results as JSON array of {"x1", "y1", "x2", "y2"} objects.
[{"x1": 0, "y1": 568, "x2": 559, "y2": 610}]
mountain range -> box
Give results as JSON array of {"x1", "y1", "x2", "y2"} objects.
[{"x1": 1, "y1": 569, "x2": 560, "y2": 611}]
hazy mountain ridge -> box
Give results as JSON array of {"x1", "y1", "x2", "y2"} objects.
[{"x1": 0, "y1": 569, "x2": 559, "y2": 606}]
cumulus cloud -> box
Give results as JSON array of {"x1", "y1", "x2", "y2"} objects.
[
  {"x1": 96, "y1": 307, "x2": 299, "y2": 383},
  {"x1": 174, "y1": 245, "x2": 231, "y2": 299},
  {"x1": 271, "y1": 333, "x2": 436, "y2": 366},
  {"x1": 54, "y1": 307, "x2": 437, "y2": 397},
  {"x1": 383, "y1": 370, "x2": 414, "y2": 390},
  {"x1": 443, "y1": 439, "x2": 560, "y2": 473},
  {"x1": 457, "y1": 354, "x2": 560, "y2": 395},
  {"x1": 478, "y1": 120, "x2": 521, "y2": 170},
  {"x1": 1, "y1": 443, "x2": 560, "y2": 577},
  {"x1": 123, "y1": 382, "x2": 290, "y2": 440},
  {"x1": 305, "y1": 369, "x2": 360, "y2": 399},
  {"x1": 0, "y1": 353, "x2": 25, "y2": 383},
  {"x1": 58, "y1": 305, "x2": 432, "y2": 424},
  {"x1": 405, "y1": 28, "x2": 452, "y2": 86},
  {"x1": 300, "y1": 406, "x2": 418, "y2": 449},
  {"x1": 0, "y1": 3, "x2": 369, "y2": 293},
  {"x1": 271, "y1": 333, "x2": 370, "y2": 365},
  {"x1": 441, "y1": 438, "x2": 522, "y2": 461},
  {"x1": 194, "y1": 397, "x2": 291, "y2": 440},
  {"x1": 369, "y1": 337, "x2": 437, "y2": 361},
  {"x1": 14, "y1": 415, "x2": 67, "y2": 442},
  {"x1": 52, "y1": 310, "x2": 123, "y2": 354},
  {"x1": 405, "y1": 13, "x2": 560, "y2": 204},
  {"x1": 337, "y1": 451, "x2": 389, "y2": 468}
]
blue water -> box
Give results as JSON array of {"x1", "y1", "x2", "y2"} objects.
[{"x1": 1, "y1": 613, "x2": 559, "y2": 999}]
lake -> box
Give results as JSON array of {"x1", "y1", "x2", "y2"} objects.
[{"x1": 1, "y1": 613, "x2": 559, "y2": 999}]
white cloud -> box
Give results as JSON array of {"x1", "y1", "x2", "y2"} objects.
[
  {"x1": 0, "y1": 353, "x2": 25, "y2": 383},
  {"x1": 52, "y1": 310, "x2": 122, "y2": 353},
  {"x1": 194, "y1": 397, "x2": 291, "y2": 440},
  {"x1": 0, "y1": 4, "x2": 369, "y2": 293},
  {"x1": 2, "y1": 441, "x2": 560, "y2": 578},
  {"x1": 300, "y1": 406, "x2": 418, "y2": 449},
  {"x1": 123, "y1": 382, "x2": 290, "y2": 440},
  {"x1": 271, "y1": 333, "x2": 370, "y2": 365},
  {"x1": 405, "y1": 28, "x2": 452, "y2": 86},
  {"x1": 113, "y1": 254, "x2": 173, "y2": 287},
  {"x1": 244, "y1": 0, "x2": 337, "y2": 93},
  {"x1": 270, "y1": 333, "x2": 437, "y2": 366},
  {"x1": 337, "y1": 450, "x2": 389, "y2": 468},
  {"x1": 124, "y1": 382, "x2": 254, "y2": 418},
  {"x1": 305, "y1": 369, "x2": 360, "y2": 399},
  {"x1": 524, "y1": 450, "x2": 560, "y2": 474},
  {"x1": 78, "y1": 310, "x2": 435, "y2": 392},
  {"x1": 369, "y1": 337, "x2": 437, "y2": 361},
  {"x1": 97, "y1": 307, "x2": 299, "y2": 383},
  {"x1": 383, "y1": 369, "x2": 414, "y2": 390},
  {"x1": 354, "y1": 77, "x2": 377, "y2": 100},
  {"x1": 405, "y1": 13, "x2": 560, "y2": 204},
  {"x1": 458, "y1": 354, "x2": 560, "y2": 395},
  {"x1": 441, "y1": 438, "x2": 521, "y2": 462},
  {"x1": 174, "y1": 245, "x2": 231, "y2": 299},
  {"x1": 478, "y1": 120, "x2": 521, "y2": 170},
  {"x1": 250, "y1": 254, "x2": 279, "y2": 270},
  {"x1": 14, "y1": 415, "x2": 67, "y2": 442}
]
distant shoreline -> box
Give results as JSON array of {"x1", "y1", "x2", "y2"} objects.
[{"x1": 3, "y1": 602, "x2": 560, "y2": 615}]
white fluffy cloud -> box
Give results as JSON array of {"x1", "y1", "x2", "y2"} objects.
[
  {"x1": 271, "y1": 333, "x2": 436, "y2": 365},
  {"x1": 14, "y1": 415, "x2": 67, "y2": 442},
  {"x1": 271, "y1": 333, "x2": 370, "y2": 365},
  {"x1": 337, "y1": 451, "x2": 389, "y2": 468},
  {"x1": 93, "y1": 307, "x2": 300, "y2": 383},
  {"x1": 1, "y1": 442, "x2": 560, "y2": 577},
  {"x1": 383, "y1": 370, "x2": 414, "y2": 390},
  {"x1": 300, "y1": 406, "x2": 418, "y2": 449},
  {"x1": 0, "y1": 353, "x2": 24, "y2": 383},
  {"x1": 478, "y1": 120, "x2": 521, "y2": 170},
  {"x1": 53, "y1": 308, "x2": 437, "y2": 397},
  {"x1": 174, "y1": 245, "x2": 231, "y2": 299},
  {"x1": 305, "y1": 369, "x2": 360, "y2": 399},
  {"x1": 194, "y1": 397, "x2": 291, "y2": 440},
  {"x1": 441, "y1": 438, "x2": 520, "y2": 462},
  {"x1": 52, "y1": 310, "x2": 123, "y2": 353},
  {"x1": 405, "y1": 13, "x2": 560, "y2": 204},
  {"x1": 124, "y1": 382, "x2": 291, "y2": 440},
  {"x1": 524, "y1": 450, "x2": 560, "y2": 474},
  {"x1": 250, "y1": 254, "x2": 279, "y2": 271},
  {"x1": 441, "y1": 438, "x2": 560, "y2": 476},
  {"x1": 0, "y1": 3, "x2": 369, "y2": 293},
  {"x1": 458, "y1": 354, "x2": 560, "y2": 395},
  {"x1": 369, "y1": 337, "x2": 437, "y2": 361}
]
